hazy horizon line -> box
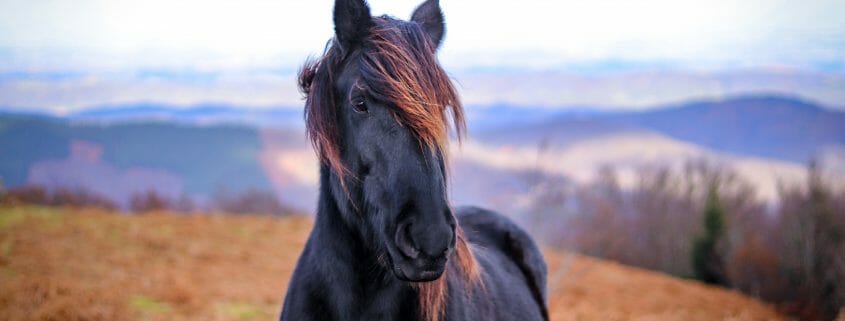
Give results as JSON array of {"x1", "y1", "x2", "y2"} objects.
[
  {"x1": 1, "y1": 92, "x2": 840, "y2": 117},
  {"x1": 3, "y1": 47, "x2": 845, "y2": 76}
]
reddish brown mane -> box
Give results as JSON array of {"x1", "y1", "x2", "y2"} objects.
[
  {"x1": 299, "y1": 16, "x2": 465, "y2": 180},
  {"x1": 413, "y1": 226, "x2": 482, "y2": 321},
  {"x1": 298, "y1": 16, "x2": 479, "y2": 321}
]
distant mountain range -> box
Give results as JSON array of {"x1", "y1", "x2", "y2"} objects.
[
  {"x1": 1, "y1": 94, "x2": 843, "y2": 211},
  {"x1": 604, "y1": 96, "x2": 845, "y2": 163},
  {"x1": 67, "y1": 103, "x2": 304, "y2": 128},
  {"x1": 0, "y1": 114, "x2": 273, "y2": 208},
  {"x1": 7, "y1": 95, "x2": 837, "y2": 164},
  {"x1": 475, "y1": 95, "x2": 845, "y2": 164}
]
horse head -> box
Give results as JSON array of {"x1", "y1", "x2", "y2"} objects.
[{"x1": 300, "y1": 0, "x2": 466, "y2": 282}]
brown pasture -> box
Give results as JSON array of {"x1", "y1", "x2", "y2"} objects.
[{"x1": 0, "y1": 206, "x2": 785, "y2": 321}]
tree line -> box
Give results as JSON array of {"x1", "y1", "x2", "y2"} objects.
[
  {"x1": 524, "y1": 160, "x2": 844, "y2": 321},
  {"x1": 0, "y1": 183, "x2": 293, "y2": 216}
]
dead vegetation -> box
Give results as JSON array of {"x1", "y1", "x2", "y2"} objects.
[{"x1": 0, "y1": 206, "x2": 786, "y2": 321}]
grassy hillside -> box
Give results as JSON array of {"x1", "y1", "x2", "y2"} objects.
[{"x1": 0, "y1": 206, "x2": 786, "y2": 321}]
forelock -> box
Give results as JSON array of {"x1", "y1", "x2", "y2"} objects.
[{"x1": 300, "y1": 16, "x2": 466, "y2": 181}]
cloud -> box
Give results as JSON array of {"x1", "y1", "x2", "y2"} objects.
[
  {"x1": 0, "y1": 71, "x2": 302, "y2": 113},
  {"x1": 2, "y1": 68, "x2": 844, "y2": 113},
  {"x1": 0, "y1": 0, "x2": 843, "y2": 71},
  {"x1": 1, "y1": 1, "x2": 843, "y2": 112}
]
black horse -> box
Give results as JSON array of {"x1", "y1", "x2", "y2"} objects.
[{"x1": 280, "y1": 1, "x2": 548, "y2": 320}]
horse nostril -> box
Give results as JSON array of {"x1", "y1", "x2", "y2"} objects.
[
  {"x1": 411, "y1": 224, "x2": 453, "y2": 259},
  {"x1": 395, "y1": 221, "x2": 420, "y2": 259}
]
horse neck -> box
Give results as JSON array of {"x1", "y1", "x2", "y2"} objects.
[
  {"x1": 313, "y1": 165, "x2": 382, "y2": 273},
  {"x1": 312, "y1": 166, "x2": 421, "y2": 313}
]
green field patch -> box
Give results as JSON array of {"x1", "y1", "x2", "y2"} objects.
[
  {"x1": 0, "y1": 237, "x2": 13, "y2": 257},
  {"x1": 16, "y1": 206, "x2": 65, "y2": 230},
  {"x1": 235, "y1": 225, "x2": 252, "y2": 239},
  {"x1": 0, "y1": 206, "x2": 62, "y2": 229},
  {"x1": 130, "y1": 295, "x2": 172, "y2": 315},
  {"x1": 0, "y1": 207, "x2": 28, "y2": 229},
  {"x1": 216, "y1": 301, "x2": 270, "y2": 320},
  {"x1": 154, "y1": 224, "x2": 174, "y2": 238},
  {"x1": 107, "y1": 225, "x2": 125, "y2": 243}
]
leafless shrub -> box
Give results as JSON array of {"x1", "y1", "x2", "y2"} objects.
[
  {"x1": 1, "y1": 185, "x2": 50, "y2": 206},
  {"x1": 1, "y1": 184, "x2": 117, "y2": 210},
  {"x1": 213, "y1": 188, "x2": 291, "y2": 216},
  {"x1": 525, "y1": 158, "x2": 845, "y2": 320},
  {"x1": 772, "y1": 162, "x2": 845, "y2": 320},
  {"x1": 129, "y1": 190, "x2": 172, "y2": 213}
]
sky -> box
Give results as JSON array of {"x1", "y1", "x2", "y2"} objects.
[
  {"x1": 1, "y1": 0, "x2": 843, "y2": 72},
  {"x1": 0, "y1": 0, "x2": 843, "y2": 111}
]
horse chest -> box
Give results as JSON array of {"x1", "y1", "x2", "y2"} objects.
[{"x1": 314, "y1": 284, "x2": 419, "y2": 321}]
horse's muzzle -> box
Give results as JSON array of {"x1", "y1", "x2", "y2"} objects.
[
  {"x1": 392, "y1": 252, "x2": 448, "y2": 282},
  {"x1": 391, "y1": 218, "x2": 453, "y2": 281}
]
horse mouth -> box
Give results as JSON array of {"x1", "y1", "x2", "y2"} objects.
[
  {"x1": 389, "y1": 250, "x2": 448, "y2": 282},
  {"x1": 393, "y1": 261, "x2": 446, "y2": 282}
]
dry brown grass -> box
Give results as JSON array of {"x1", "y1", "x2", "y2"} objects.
[
  {"x1": 545, "y1": 252, "x2": 785, "y2": 321},
  {"x1": 0, "y1": 206, "x2": 786, "y2": 321}
]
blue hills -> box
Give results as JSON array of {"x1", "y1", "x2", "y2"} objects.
[
  {"x1": 474, "y1": 95, "x2": 845, "y2": 163},
  {"x1": 66, "y1": 103, "x2": 304, "y2": 128},
  {"x1": 1, "y1": 94, "x2": 842, "y2": 208}
]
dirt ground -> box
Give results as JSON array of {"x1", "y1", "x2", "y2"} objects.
[{"x1": 0, "y1": 206, "x2": 786, "y2": 321}]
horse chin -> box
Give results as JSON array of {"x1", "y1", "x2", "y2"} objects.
[
  {"x1": 393, "y1": 262, "x2": 446, "y2": 282},
  {"x1": 389, "y1": 253, "x2": 448, "y2": 282}
]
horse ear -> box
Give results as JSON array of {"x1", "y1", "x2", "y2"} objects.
[
  {"x1": 411, "y1": 0, "x2": 445, "y2": 50},
  {"x1": 334, "y1": 0, "x2": 373, "y2": 51}
]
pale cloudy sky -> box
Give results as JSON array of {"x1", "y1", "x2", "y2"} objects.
[
  {"x1": 1, "y1": 0, "x2": 843, "y2": 72},
  {"x1": 0, "y1": 0, "x2": 843, "y2": 112}
]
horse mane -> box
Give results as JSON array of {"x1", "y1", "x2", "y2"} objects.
[
  {"x1": 413, "y1": 226, "x2": 482, "y2": 321},
  {"x1": 299, "y1": 15, "x2": 465, "y2": 180},
  {"x1": 298, "y1": 15, "x2": 479, "y2": 321}
]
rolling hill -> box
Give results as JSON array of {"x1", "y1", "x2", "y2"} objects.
[
  {"x1": 2, "y1": 95, "x2": 843, "y2": 211},
  {"x1": 68, "y1": 103, "x2": 303, "y2": 128},
  {"x1": 0, "y1": 206, "x2": 787, "y2": 321},
  {"x1": 0, "y1": 114, "x2": 273, "y2": 207},
  {"x1": 453, "y1": 132, "x2": 812, "y2": 206},
  {"x1": 604, "y1": 96, "x2": 845, "y2": 163},
  {"x1": 475, "y1": 95, "x2": 845, "y2": 164}
]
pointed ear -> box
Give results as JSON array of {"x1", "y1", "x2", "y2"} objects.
[
  {"x1": 411, "y1": 0, "x2": 445, "y2": 49},
  {"x1": 334, "y1": 0, "x2": 373, "y2": 52}
]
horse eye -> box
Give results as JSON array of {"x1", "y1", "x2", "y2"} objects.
[{"x1": 351, "y1": 98, "x2": 368, "y2": 113}]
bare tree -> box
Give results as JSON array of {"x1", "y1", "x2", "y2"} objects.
[{"x1": 775, "y1": 162, "x2": 845, "y2": 320}]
